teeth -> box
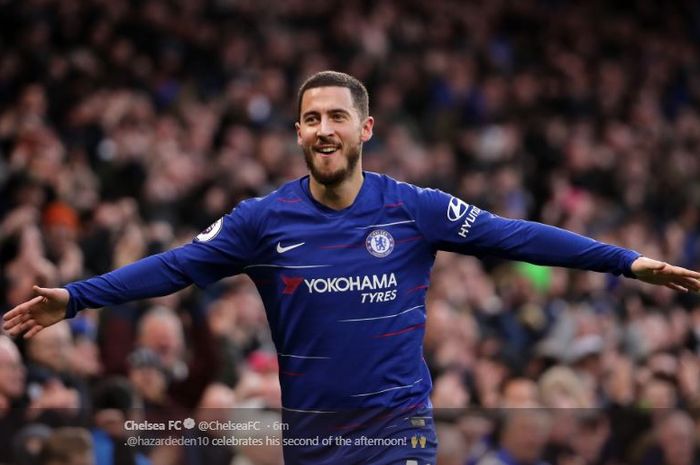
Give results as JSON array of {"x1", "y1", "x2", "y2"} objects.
[{"x1": 317, "y1": 147, "x2": 337, "y2": 154}]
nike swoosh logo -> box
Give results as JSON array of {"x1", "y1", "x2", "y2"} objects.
[{"x1": 276, "y1": 242, "x2": 305, "y2": 254}]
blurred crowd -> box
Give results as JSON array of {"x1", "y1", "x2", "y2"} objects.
[{"x1": 1, "y1": 0, "x2": 700, "y2": 464}]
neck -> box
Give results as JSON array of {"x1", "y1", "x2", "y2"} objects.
[{"x1": 309, "y1": 168, "x2": 364, "y2": 210}]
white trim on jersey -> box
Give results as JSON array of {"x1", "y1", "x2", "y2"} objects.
[
  {"x1": 338, "y1": 305, "x2": 423, "y2": 322},
  {"x1": 281, "y1": 407, "x2": 338, "y2": 414},
  {"x1": 355, "y1": 220, "x2": 416, "y2": 229},
  {"x1": 243, "y1": 264, "x2": 333, "y2": 270}
]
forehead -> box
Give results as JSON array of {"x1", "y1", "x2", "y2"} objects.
[{"x1": 300, "y1": 86, "x2": 356, "y2": 115}]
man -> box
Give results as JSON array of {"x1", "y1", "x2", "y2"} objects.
[
  {"x1": 90, "y1": 377, "x2": 151, "y2": 465},
  {"x1": 0, "y1": 335, "x2": 25, "y2": 410},
  {"x1": 4, "y1": 71, "x2": 700, "y2": 465},
  {"x1": 469, "y1": 409, "x2": 552, "y2": 465},
  {"x1": 39, "y1": 427, "x2": 95, "y2": 465},
  {"x1": 0, "y1": 335, "x2": 27, "y2": 464},
  {"x1": 652, "y1": 410, "x2": 700, "y2": 465}
]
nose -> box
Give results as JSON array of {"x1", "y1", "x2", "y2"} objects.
[{"x1": 317, "y1": 115, "x2": 334, "y2": 137}]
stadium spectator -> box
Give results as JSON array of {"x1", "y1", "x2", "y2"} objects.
[
  {"x1": 90, "y1": 377, "x2": 150, "y2": 465},
  {"x1": 469, "y1": 410, "x2": 552, "y2": 465},
  {"x1": 39, "y1": 427, "x2": 94, "y2": 465}
]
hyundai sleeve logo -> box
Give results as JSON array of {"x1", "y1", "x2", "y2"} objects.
[{"x1": 446, "y1": 197, "x2": 470, "y2": 222}]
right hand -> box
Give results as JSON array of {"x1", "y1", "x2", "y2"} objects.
[{"x1": 3, "y1": 286, "x2": 70, "y2": 338}]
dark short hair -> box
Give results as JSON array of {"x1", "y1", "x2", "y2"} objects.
[{"x1": 297, "y1": 71, "x2": 369, "y2": 120}]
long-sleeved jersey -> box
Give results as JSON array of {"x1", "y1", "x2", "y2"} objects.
[
  {"x1": 65, "y1": 172, "x2": 640, "y2": 463},
  {"x1": 67, "y1": 171, "x2": 639, "y2": 411}
]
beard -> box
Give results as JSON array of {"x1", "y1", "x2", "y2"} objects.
[{"x1": 303, "y1": 142, "x2": 361, "y2": 186}]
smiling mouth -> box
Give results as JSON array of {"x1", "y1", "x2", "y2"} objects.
[{"x1": 314, "y1": 145, "x2": 340, "y2": 156}]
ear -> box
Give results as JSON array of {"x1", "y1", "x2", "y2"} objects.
[
  {"x1": 295, "y1": 121, "x2": 302, "y2": 146},
  {"x1": 360, "y1": 116, "x2": 374, "y2": 142}
]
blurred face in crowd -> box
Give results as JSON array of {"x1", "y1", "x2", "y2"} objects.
[
  {"x1": 129, "y1": 365, "x2": 168, "y2": 403},
  {"x1": 0, "y1": 336, "x2": 25, "y2": 400},
  {"x1": 137, "y1": 311, "x2": 184, "y2": 370},
  {"x1": 296, "y1": 86, "x2": 373, "y2": 186},
  {"x1": 657, "y1": 411, "x2": 696, "y2": 465},
  {"x1": 26, "y1": 321, "x2": 73, "y2": 372},
  {"x1": 500, "y1": 377, "x2": 540, "y2": 408},
  {"x1": 570, "y1": 414, "x2": 610, "y2": 464},
  {"x1": 431, "y1": 371, "x2": 470, "y2": 408},
  {"x1": 436, "y1": 423, "x2": 469, "y2": 465},
  {"x1": 458, "y1": 414, "x2": 494, "y2": 455},
  {"x1": 640, "y1": 377, "x2": 677, "y2": 410},
  {"x1": 500, "y1": 410, "x2": 552, "y2": 464}
]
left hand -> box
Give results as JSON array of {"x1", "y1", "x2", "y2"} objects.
[{"x1": 631, "y1": 256, "x2": 700, "y2": 292}]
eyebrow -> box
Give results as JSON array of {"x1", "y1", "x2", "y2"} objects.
[{"x1": 302, "y1": 108, "x2": 352, "y2": 118}]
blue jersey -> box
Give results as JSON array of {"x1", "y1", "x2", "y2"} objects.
[{"x1": 65, "y1": 172, "x2": 639, "y2": 463}]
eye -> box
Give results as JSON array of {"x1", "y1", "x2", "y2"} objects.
[{"x1": 304, "y1": 115, "x2": 319, "y2": 124}]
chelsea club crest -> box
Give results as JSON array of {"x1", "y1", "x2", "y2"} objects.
[{"x1": 366, "y1": 229, "x2": 395, "y2": 258}]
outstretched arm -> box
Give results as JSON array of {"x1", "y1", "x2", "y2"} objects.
[
  {"x1": 458, "y1": 213, "x2": 700, "y2": 290},
  {"x1": 3, "y1": 202, "x2": 259, "y2": 338},
  {"x1": 3, "y1": 249, "x2": 194, "y2": 338},
  {"x1": 410, "y1": 188, "x2": 700, "y2": 290}
]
